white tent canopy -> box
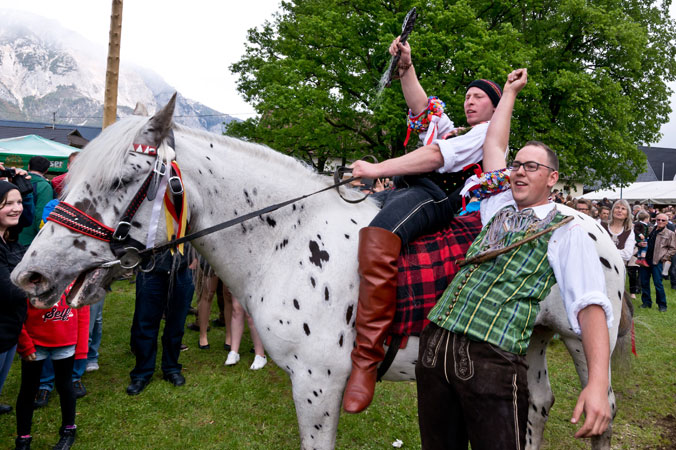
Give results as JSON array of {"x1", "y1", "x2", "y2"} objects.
[{"x1": 581, "y1": 180, "x2": 676, "y2": 204}]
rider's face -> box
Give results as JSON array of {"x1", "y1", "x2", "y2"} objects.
[{"x1": 464, "y1": 87, "x2": 495, "y2": 126}]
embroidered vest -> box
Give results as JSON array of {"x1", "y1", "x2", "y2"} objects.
[
  {"x1": 428, "y1": 206, "x2": 567, "y2": 355},
  {"x1": 601, "y1": 222, "x2": 631, "y2": 250}
]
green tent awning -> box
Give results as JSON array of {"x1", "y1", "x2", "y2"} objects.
[{"x1": 0, "y1": 135, "x2": 80, "y2": 174}]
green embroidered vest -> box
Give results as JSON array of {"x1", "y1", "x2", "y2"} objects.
[{"x1": 428, "y1": 206, "x2": 566, "y2": 355}]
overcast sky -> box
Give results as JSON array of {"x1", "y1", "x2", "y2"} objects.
[{"x1": 0, "y1": 0, "x2": 675, "y2": 147}]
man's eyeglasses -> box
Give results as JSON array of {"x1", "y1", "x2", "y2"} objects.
[
  {"x1": 656, "y1": 219, "x2": 668, "y2": 222},
  {"x1": 508, "y1": 160, "x2": 557, "y2": 172}
]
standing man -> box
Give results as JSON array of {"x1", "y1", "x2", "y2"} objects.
[
  {"x1": 416, "y1": 69, "x2": 613, "y2": 448},
  {"x1": 343, "y1": 36, "x2": 506, "y2": 413},
  {"x1": 638, "y1": 213, "x2": 676, "y2": 311},
  {"x1": 18, "y1": 156, "x2": 53, "y2": 246},
  {"x1": 127, "y1": 249, "x2": 194, "y2": 395}
]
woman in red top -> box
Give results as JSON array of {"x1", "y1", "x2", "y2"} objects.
[{"x1": 15, "y1": 287, "x2": 89, "y2": 450}]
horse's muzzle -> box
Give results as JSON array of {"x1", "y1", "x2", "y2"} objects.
[{"x1": 12, "y1": 269, "x2": 61, "y2": 308}]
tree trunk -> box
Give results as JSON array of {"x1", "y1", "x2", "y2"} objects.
[{"x1": 103, "y1": 0, "x2": 123, "y2": 129}]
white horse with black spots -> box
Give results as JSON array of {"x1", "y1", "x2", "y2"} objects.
[{"x1": 12, "y1": 96, "x2": 628, "y2": 449}]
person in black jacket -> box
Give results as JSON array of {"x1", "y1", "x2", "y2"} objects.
[{"x1": 0, "y1": 178, "x2": 34, "y2": 416}]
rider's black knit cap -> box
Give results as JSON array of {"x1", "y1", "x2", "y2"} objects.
[{"x1": 467, "y1": 79, "x2": 503, "y2": 107}]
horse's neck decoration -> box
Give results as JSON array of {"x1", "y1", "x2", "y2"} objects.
[{"x1": 12, "y1": 95, "x2": 627, "y2": 450}]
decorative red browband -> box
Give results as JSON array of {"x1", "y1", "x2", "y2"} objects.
[
  {"x1": 132, "y1": 144, "x2": 157, "y2": 156},
  {"x1": 47, "y1": 202, "x2": 116, "y2": 242},
  {"x1": 47, "y1": 166, "x2": 156, "y2": 244}
]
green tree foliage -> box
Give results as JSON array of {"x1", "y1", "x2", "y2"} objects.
[{"x1": 228, "y1": 0, "x2": 676, "y2": 186}]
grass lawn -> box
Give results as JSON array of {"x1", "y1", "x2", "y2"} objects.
[{"x1": 1, "y1": 279, "x2": 674, "y2": 449}]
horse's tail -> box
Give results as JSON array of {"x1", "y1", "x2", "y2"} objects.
[{"x1": 611, "y1": 290, "x2": 635, "y2": 376}]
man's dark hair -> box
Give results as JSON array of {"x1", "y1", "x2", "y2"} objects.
[
  {"x1": 524, "y1": 140, "x2": 559, "y2": 171},
  {"x1": 576, "y1": 198, "x2": 592, "y2": 209},
  {"x1": 28, "y1": 156, "x2": 51, "y2": 174}
]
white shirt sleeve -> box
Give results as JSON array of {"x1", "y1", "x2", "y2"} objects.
[
  {"x1": 547, "y1": 222, "x2": 614, "y2": 334},
  {"x1": 619, "y1": 230, "x2": 636, "y2": 262},
  {"x1": 418, "y1": 114, "x2": 454, "y2": 147},
  {"x1": 433, "y1": 114, "x2": 455, "y2": 140},
  {"x1": 433, "y1": 122, "x2": 489, "y2": 174}
]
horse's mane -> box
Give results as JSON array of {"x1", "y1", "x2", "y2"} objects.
[
  {"x1": 64, "y1": 116, "x2": 363, "y2": 202},
  {"x1": 173, "y1": 124, "x2": 330, "y2": 184},
  {"x1": 64, "y1": 116, "x2": 147, "y2": 196}
]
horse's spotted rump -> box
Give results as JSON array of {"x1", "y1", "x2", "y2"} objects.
[
  {"x1": 308, "y1": 240, "x2": 329, "y2": 268},
  {"x1": 346, "y1": 305, "x2": 354, "y2": 324}
]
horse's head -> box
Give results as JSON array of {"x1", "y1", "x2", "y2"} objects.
[{"x1": 12, "y1": 94, "x2": 178, "y2": 308}]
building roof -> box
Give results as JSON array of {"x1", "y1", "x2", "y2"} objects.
[
  {"x1": 0, "y1": 125, "x2": 85, "y2": 147},
  {"x1": 638, "y1": 146, "x2": 676, "y2": 181},
  {"x1": 0, "y1": 119, "x2": 101, "y2": 143}
]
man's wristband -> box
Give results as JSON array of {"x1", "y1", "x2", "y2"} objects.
[{"x1": 398, "y1": 61, "x2": 412, "y2": 74}]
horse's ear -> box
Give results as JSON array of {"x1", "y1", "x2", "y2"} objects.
[
  {"x1": 133, "y1": 102, "x2": 149, "y2": 116},
  {"x1": 136, "y1": 93, "x2": 177, "y2": 147}
]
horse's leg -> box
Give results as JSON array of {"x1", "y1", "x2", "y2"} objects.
[
  {"x1": 288, "y1": 361, "x2": 349, "y2": 450},
  {"x1": 525, "y1": 326, "x2": 556, "y2": 450},
  {"x1": 561, "y1": 335, "x2": 615, "y2": 450}
]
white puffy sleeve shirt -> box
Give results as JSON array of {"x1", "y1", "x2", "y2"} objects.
[
  {"x1": 480, "y1": 191, "x2": 614, "y2": 334},
  {"x1": 424, "y1": 118, "x2": 488, "y2": 174}
]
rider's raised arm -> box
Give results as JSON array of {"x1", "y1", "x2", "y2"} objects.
[
  {"x1": 482, "y1": 69, "x2": 527, "y2": 173},
  {"x1": 390, "y1": 37, "x2": 428, "y2": 115}
]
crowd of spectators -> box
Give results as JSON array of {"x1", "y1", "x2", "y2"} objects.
[{"x1": 567, "y1": 195, "x2": 676, "y2": 311}]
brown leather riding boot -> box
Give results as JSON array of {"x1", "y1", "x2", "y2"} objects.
[{"x1": 342, "y1": 227, "x2": 401, "y2": 413}]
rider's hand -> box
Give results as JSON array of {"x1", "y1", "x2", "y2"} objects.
[
  {"x1": 389, "y1": 36, "x2": 412, "y2": 66},
  {"x1": 504, "y1": 68, "x2": 528, "y2": 94},
  {"x1": 24, "y1": 353, "x2": 37, "y2": 362},
  {"x1": 571, "y1": 382, "x2": 611, "y2": 438},
  {"x1": 350, "y1": 160, "x2": 382, "y2": 180}
]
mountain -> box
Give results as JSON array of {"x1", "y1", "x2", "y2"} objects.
[{"x1": 0, "y1": 10, "x2": 236, "y2": 133}]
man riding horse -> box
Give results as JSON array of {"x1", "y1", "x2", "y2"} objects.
[{"x1": 344, "y1": 36, "x2": 504, "y2": 413}]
